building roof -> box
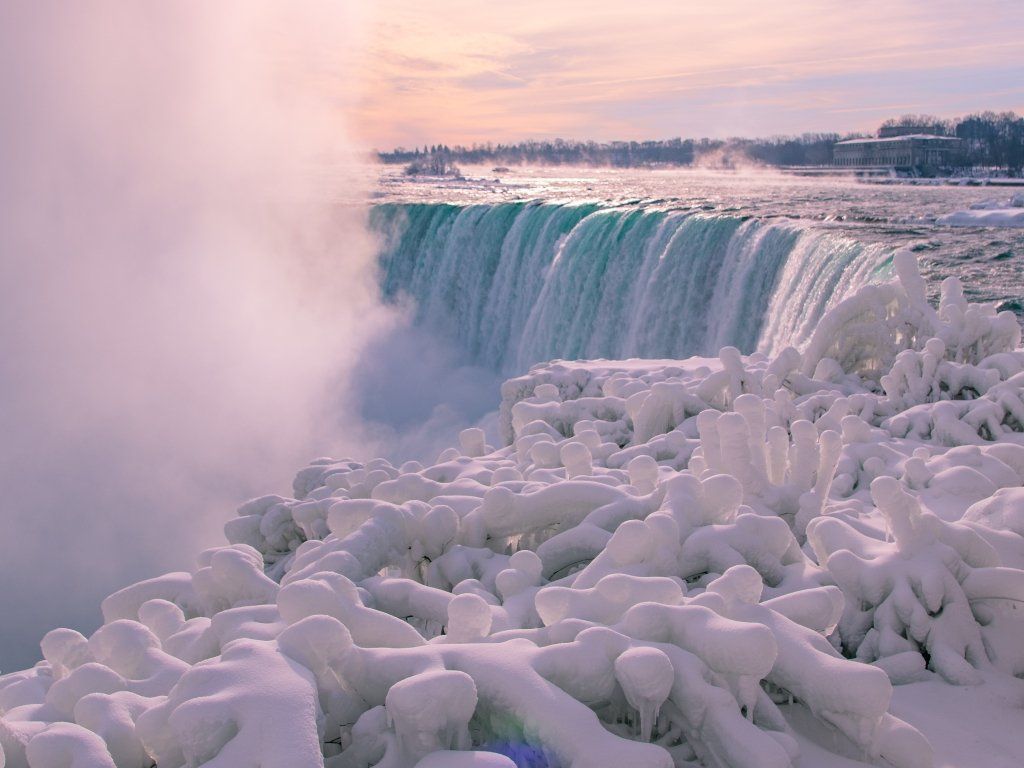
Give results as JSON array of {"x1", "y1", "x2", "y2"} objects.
[{"x1": 835, "y1": 134, "x2": 959, "y2": 146}]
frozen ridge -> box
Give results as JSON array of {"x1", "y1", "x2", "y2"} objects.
[{"x1": 3, "y1": 253, "x2": 1024, "y2": 768}]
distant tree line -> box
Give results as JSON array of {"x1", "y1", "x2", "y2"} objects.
[
  {"x1": 879, "y1": 114, "x2": 955, "y2": 136},
  {"x1": 952, "y1": 112, "x2": 1024, "y2": 171},
  {"x1": 379, "y1": 111, "x2": 1024, "y2": 174},
  {"x1": 384, "y1": 137, "x2": 698, "y2": 169},
  {"x1": 876, "y1": 112, "x2": 1024, "y2": 171}
]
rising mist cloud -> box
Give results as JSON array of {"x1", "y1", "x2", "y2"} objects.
[{"x1": 0, "y1": 1, "x2": 392, "y2": 670}]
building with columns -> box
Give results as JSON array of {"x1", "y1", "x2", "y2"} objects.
[{"x1": 833, "y1": 132, "x2": 962, "y2": 173}]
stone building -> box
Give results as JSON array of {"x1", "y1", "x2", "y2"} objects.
[{"x1": 832, "y1": 134, "x2": 962, "y2": 173}]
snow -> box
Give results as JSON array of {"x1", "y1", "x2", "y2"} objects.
[
  {"x1": 888, "y1": 676, "x2": 1024, "y2": 768},
  {"x1": 938, "y1": 195, "x2": 1024, "y2": 228},
  {"x1": 834, "y1": 135, "x2": 953, "y2": 145},
  {"x1": 3, "y1": 252, "x2": 1024, "y2": 767}
]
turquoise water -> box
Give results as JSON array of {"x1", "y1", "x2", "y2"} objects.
[
  {"x1": 369, "y1": 168, "x2": 1024, "y2": 378},
  {"x1": 371, "y1": 202, "x2": 893, "y2": 374}
]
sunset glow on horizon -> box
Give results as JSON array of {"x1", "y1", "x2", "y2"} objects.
[{"x1": 353, "y1": 0, "x2": 1024, "y2": 149}]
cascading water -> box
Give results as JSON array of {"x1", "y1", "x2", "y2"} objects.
[{"x1": 371, "y1": 202, "x2": 893, "y2": 375}]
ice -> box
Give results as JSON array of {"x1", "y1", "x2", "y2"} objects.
[
  {"x1": 613, "y1": 647, "x2": 674, "y2": 741},
  {"x1": 938, "y1": 208, "x2": 1024, "y2": 228},
  {"x1": 385, "y1": 670, "x2": 476, "y2": 762},
  {"x1": 135, "y1": 637, "x2": 325, "y2": 768},
  {"x1": 3, "y1": 252, "x2": 1024, "y2": 767},
  {"x1": 24, "y1": 722, "x2": 117, "y2": 768},
  {"x1": 935, "y1": 193, "x2": 1024, "y2": 228},
  {"x1": 414, "y1": 752, "x2": 516, "y2": 768}
]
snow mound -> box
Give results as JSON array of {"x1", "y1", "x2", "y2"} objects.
[
  {"x1": 3, "y1": 251, "x2": 1024, "y2": 767},
  {"x1": 938, "y1": 195, "x2": 1024, "y2": 228}
]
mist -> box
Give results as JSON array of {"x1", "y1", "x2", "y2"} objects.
[
  {"x1": 0, "y1": 1, "x2": 395, "y2": 670},
  {"x1": 352, "y1": 311, "x2": 504, "y2": 464}
]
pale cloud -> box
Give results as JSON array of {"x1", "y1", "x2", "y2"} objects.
[{"x1": 353, "y1": 0, "x2": 1024, "y2": 147}]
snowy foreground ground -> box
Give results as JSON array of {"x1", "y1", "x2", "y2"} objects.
[{"x1": 3, "y1": 253, "x2": 1024, "y2": 768}]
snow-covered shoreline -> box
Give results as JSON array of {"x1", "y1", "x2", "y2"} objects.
[{"x1": 3, "y1": 253, "x2": 1024, "y2": 768}]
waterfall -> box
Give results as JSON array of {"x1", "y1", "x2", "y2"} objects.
[{"x1": 371, "y1": 202, "x2": 891, "y2": 374}]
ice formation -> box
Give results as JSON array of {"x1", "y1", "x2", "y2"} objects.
[
  {"x1": 3, "y1": 252, "x2": 1024, "y2": 768},
  {"x1": 937, "y1": 194, "x2": 1024, "y2": 229}
]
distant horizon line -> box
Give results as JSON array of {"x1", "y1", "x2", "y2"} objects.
[{"x1": 370, "y1": 108, "x2": 1022, "y2": 154}]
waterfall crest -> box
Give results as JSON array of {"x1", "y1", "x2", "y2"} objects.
[{"x1": 372, "y1": 202, "x2": 891, "y2": 374}]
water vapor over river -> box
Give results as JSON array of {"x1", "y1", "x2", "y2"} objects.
[{"x1": 0, "y1": 1, "x2": 388, "y2": 669}]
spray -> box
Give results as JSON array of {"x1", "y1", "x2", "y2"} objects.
[{"x1": 0, "y1": 1, "x2": 390, "y2": 669}]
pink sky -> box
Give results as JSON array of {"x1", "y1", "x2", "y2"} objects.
[{"x1": 352, "y1": 0, "x2": 1024, "y2": 148}]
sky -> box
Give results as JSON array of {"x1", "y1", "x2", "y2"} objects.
[{"x1": 354, "y1": 0, "x2": 1024, "y2": 149}]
